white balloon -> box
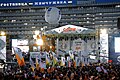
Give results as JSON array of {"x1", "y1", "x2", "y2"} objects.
[{"x1": 45, "y1": 7, "x2": 61, "y2": 24}]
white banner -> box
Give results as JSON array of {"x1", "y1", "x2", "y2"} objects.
[
  {"x1": 57, "y1": 39, "x2": 70, "y2": 55},
  {"x1": 100, "y1": 34, "x2": 108, "y2": 63},
  {"x1": 87, "y1": 39, "x2": 97, "y2": 51},
  {"x1": 100, "y1": 34, "x2": 108, "y2": 55},
  {"x1": 72, "y1": 38, "x2": 84, "y2": 51},
  {"x1": 12, "y1": 39, "x2": 29, "y2": 53},
  {"x1": 0, "y1": 36, "x2": 6, "y2": 61}
]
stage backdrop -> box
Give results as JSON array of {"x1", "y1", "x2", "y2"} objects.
[{"x1": 56, "y1": 37, "x2": 99, "y2": 64}]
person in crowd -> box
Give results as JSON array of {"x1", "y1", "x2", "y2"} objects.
[{"x1": 2, "y1": 60, "x2": 120, "y2": 80}]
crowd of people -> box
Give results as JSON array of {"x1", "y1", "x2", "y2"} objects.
[{"x1": 0, "y1": 62, "x2": 119, "y2": 80}]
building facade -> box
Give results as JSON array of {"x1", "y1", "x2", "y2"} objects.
[{"x1": 0, "y1": 0, "x2": 120, "y2": 49}]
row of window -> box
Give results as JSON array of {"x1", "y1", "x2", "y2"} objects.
[
  {"x1": 0, "y1": 23, "x2": 116, "y2": 31},
  {"x1": 0, "y1": 21, "x2": 117, "y2": 26},
  {"x1": 0, "y1": 16, "x2": 118, "y2": 23},
  {"x1": 0, "y1": 4, "x2": 119, "y2": 13},
  {"x1": 0, "y1": 12, "x2": 119, "y2": 20}
]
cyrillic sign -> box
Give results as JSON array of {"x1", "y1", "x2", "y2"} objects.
[{"x1": 0, "y1": 0, "x2": 76, "y2": 7}]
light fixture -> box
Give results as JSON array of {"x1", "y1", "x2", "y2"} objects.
[
  {"x1": 100, "y1": 29, "x2": 107, "y2": 34},
  {"x1": 34, "y1": 30, "x2": 39, "y2": 35},
  {"x1": 36, "y1": 38, "x2": 43, "y2": 46},
  {"x1": 1, "y1": 31, "x2": 6, "y2": 36},
  {"x1": 41, "y1": 28, "x2": 43, "y2": 31},
  {"x1": 50, "y1": 46, "x2": 52, "y2": 49}
]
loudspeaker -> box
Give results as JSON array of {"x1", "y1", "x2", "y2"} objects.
[{"x1": 117, "y1": 18, "x2": 120, "y2": 29}]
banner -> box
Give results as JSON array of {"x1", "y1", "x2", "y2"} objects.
[
  {"x1": 100, "y1": 34, "x2": 108, "y2": 63},
  {"x1": 87, "y1": 39, "x2": 97, "y2": 52},
  {"x1": 12, "y1": 39, "x2": 29, "y2": 54},
  {"x1": 72, "y1": 38, "x2": 84, "y2": 51},
  {"x1": 0, "y1": 36, "x2": 6, "y2": 61},
  {"x1": 0, "y1": 0, "x2": 77, "y2": 7},
  {"x1": 29, "y1": 56, "x2": 35, "y2": 71},
  {"x1": 57, "y1": 39, "x2": 70, "y2": 56}
]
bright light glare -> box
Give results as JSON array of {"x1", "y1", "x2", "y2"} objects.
[
  {"x1": 1, "y1": 31, "x2": 6, "y2": 36},
  {"x1": 36, "y1": 39, "x2": 43, "y2": 46},
  {"x1": 100, "y1": 29, "x2": 107, "y2": 34},
  {"x1": 89, "y1": 55, "x2": 96, "y2": 59},
  {"x1": 33, "y1": 35, "x2": 37, "y2": 39},
  {"x1": 41, "y1": 28, "x2": 43, "y2": 31},
  {"x1": 35, "y1": 30, "x2": 39, "y2": 35},
  {"x1": 50, "y1": 46, "x2": 52, "y2": 49}
]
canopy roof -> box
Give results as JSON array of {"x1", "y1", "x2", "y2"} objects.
[{"x1": 46, "y1": 25, "x2": 95, "y2": 34}]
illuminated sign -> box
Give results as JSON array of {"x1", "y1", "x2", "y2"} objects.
[
  {"x1": 0, "y1": 0, "x2": 76, "y2": 7},
  {"x1": 63, "y1": 28, "x2": 76, "y2": 33}
]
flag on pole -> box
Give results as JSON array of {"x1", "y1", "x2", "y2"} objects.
[
  {"x1": 67, "y1": 57, "x2": 71, "y2": 67},
  {"x1": 13, "y1": 47, "x2": 25, "y2": 66},
  {"x1": 60, "y1": 57, "x2": 65, "y2": 66},
  {"x1": 69, "y1": 51, "x2": 74, "y2": 60},
  {"x1": 51, "y1": 51, "x2": 58, "y2": 67},
  {"x1": 52, "y1": 56, "x2": 58, "y2": 67},
  {"x1": 29, "y1": 56, "x2": 35, "y2": 71},
  {"x1": 46, "y1": 52, "x2": 50, "y2": 65},
  {"x1": 75, "y1": 57, "x2": 80, "y2": 67},
  {"x1": 36, "y1": 55, "x2": 39, "y2": 70},
  {"x1": 37, "y1": 53, "x2": 41, "y2": 68},
  {"x1": 40, "y1": 61, "x2": 46, "y2": 69}
]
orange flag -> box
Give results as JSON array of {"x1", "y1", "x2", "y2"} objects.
[{"x1": 13, "y1": 47, "x2": 25, "y2": 66}]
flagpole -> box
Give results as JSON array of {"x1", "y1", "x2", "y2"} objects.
[{"x1": 55, "y1": 37, "x2": 59, "y2": 57}]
